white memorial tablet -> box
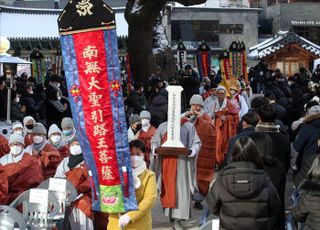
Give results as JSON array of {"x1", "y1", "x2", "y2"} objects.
[
  {"x1": 162, "y1": 85, "x2": 185, "y2": 148},
  {"x1": 48, "y1": 178, "x2": 67, "y2": 192},
  {"x1": 29, "y1": 189, "x2": 49, "y2": 204}
]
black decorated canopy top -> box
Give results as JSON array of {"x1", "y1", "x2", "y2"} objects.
[
  {"x1": 197, "y1": 41, "x2": 211, "y2": 51},
  {"x1": 229, "y1": 41, "x2": 239, "y2": 52},
  {"x1": 219, "y1": 50, "x2": 229, "y2": 59},
  {"x1": 58, "y1": 0, "x2": 115, "y2": 35},
  {"x1": 177, "y1": 41, "x2": 186, "y2": 51}
]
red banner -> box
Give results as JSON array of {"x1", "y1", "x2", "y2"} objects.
[
  {"x1": 73, "y1": 31, "x2": 120, "y2": 186},
  {"x1": 201, "y1": 52, "x2": 209, "y2": 77},
  {"x1": 222, "y1": 58, "x2": 232, "y2": 80}
]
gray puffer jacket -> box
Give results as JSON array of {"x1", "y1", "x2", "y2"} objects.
[
  {"x1": 206, "y1": 161, "x2": 281, "y2": 230},
  {"x1": 293, "y1": 179, "x2": 320, "y2": 230}
]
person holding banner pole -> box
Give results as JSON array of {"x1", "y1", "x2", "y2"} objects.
[{"x1": 108, "y1": 139, "x2": 157, "y2": 230}]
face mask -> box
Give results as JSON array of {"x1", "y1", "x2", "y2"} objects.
[
  {"x1": 29, "y1": 91, "x2": 33, "y2": 95},
  {"x1": 13, "y1": 130, "x2": 23, "y2": 135},
  {"x1": 15, "y1": 97, "x2": 20, "y2": 103},
  {"x1": 26, "y1": 124, "x2": 34, "y2": 130},
  {"x1": 141, "y1": 119, "x2": 150, "y2": 127},
  {"x1": 33, "y1": 136, "x2": 44, "y2": 144},
  {"x1": 63, "y1": 130, "x2": 72, "y2": 137},
  {"x1": 70, "y1": 145, "x2": 82, "y2": 156},
  {"x1": 50, "y1": 135, "x2": 61, "y2": 143},
  {"x1": 10, "y1": 146, "x2": 22, "y2": 156},
  {"x1": 135, "y1": 124, "x2": 142, "y2": 131},
  {"x1": 131, "y1": 155, "x2": 144, "y2": 168}
]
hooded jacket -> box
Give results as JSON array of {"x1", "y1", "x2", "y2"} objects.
[
  {"x1": 206, "y1": 161, "x2": 281, "y2": 230},
  {"x1": 294, "y1": 113, "x2": 320, "y2": 171},
  {"x1": 293, "y1": 179, "x2": 320, "y2": 230}
]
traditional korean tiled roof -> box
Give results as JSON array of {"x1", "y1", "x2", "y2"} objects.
[
  {"x1": 0, "y1": 5, "x2": 127, "y2": 40},
  {"x1": 248, "y1": 31, "x2": 320, "y2": 59}
]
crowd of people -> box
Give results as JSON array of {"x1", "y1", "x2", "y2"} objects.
[{"x1": 0, "y1": 63, "x2": 320, "y2": 229}]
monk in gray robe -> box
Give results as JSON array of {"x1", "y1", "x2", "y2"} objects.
[{"x1": 151, "y1": 121, "x2": 201, "y2": 230}]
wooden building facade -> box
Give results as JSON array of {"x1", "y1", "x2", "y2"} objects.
[{"x1": 249, "y1": 31, "x2": 320, "y2": 76}]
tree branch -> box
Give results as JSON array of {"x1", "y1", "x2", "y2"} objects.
[{"x1": 174, "y1": 0, "x2": 207, "y2": 6}]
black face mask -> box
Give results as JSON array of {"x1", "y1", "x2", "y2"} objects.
[
  {"x1": 136, "y1": 124, "x2": 142, "y2": 131},
  {"x1": 26, "y1": 124, "x2": 34, "y2": 129},
  {"x1": 132, "y1": 124, "x2": 142, "y2": 135}
]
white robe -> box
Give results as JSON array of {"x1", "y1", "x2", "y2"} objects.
[
  {"x1": 127, "y1": 127, "x2": 138, "y2": 142},
  {"x1": 151, "y1": 122, "x2": 201, "y2": 220},
  {"x1": 0, "y1": 151, "x2": 25, "y2": 165}
]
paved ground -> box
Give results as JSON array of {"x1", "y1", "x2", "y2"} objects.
[
  {"x1": 151, "y1": 170, "x2": 294, "y2": 230},
  {"x1": 152, "y1": 198, "x2": 205, "y2": 230}
]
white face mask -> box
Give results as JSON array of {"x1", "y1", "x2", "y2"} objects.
[
  {"x1": 50, "y1": 135, "x2": 61, "y2": 143},
  {"x1": 33, "y1": 136, "x2": 44, "y2": 144},
  {"x1": 10, "y1": 146, "x2": 22, "y2": 156},
  {"x1": 131, "y1": 155, "x2": 144, "y2": 168},
  {"x1": 141, "y1": 119, "x2": 150, "y2": 127},
  {"x1": 70, "y1": 145, "x2": 82, "y2": 156},
  {"x1": 13, "y1": 130, "x2": 23, "y2": 135},
  {"x1": 15, "y1": 97, "x2": 20, "y2": 103}
]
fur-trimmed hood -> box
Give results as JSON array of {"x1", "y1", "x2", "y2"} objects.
[
  {"x1": 304, "y1": 113, "x2": 320, "y2": 123},
  {"x1": 300, "y1": 179, "x2": 320, "y2": 196},
  {"x1": 255, "y1": 122, "x2": 280, "y2": 133}
]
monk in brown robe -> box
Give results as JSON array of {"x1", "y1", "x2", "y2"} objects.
[
  {"x1": 48, "y1": 124, "x2": 70, "y2": 158},
  {"x1": 25, "y1": 123, "x2": 62, "y2": 179},
  {"x1": 55, "y1": 138, "x2": 108, "y2": 229},
  {"x1": 183, "y1": 94, "x2": 216, "y2": 210},
  {"x1": 137, "y1": 111, "x2": 156, "y2": 168},
  {"x1": 211, "y1": 85, "x2": 239, "y2": 165},
  {"x1": 0, "y1": 134, "x2": 43, "y2": 205}
]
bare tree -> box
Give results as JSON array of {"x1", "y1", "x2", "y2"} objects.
[{"x1": 125, "y1": 0, "x2": 207, "y2": 84}]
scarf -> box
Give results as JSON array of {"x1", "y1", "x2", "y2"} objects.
[
  {"x1": 212, "y1": 98, "x2": 227, "y2": 113},
  {"x1": 132, "y1": 161, "x2": 147, "y2": 189},
  {"x1": 142, "y1": 124, "x2": 150, "y2": 132},
  {"x1": 50, "y1": 139, "x2": 66, "y2": 149},
  {"x1": 68, "y1": 154, "x2": 84, "y2": 169},
  {"x1": 255, "y1": 122, "x2": 280, "y2": 133},
  {"x1": 63, "y1": 131, "x2": 76, "y2": 145},
  {"x1": 33, "y1": 139, "x2": 49, "y2": 154}
]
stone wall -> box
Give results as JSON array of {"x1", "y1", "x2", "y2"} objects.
[
  {"x1": 168, "y1": 7, "x2": 260, "y2": 50},
  {"x1": 266, "y1": 3, "x2": 320, "y2": 31}
]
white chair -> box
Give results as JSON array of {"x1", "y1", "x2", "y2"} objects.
[
  {"x1": 37, "y1": 179, "x2": 78, "y2": 221},
  {"x1": 9, "y1": 189, "x2": 60, "y2": 229},
  {"x1": 0, "y1": 205, "x2": 26, "y2": 230}
]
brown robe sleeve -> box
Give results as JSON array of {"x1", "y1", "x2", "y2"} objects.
[
  {"x1": 194, "y1": 113, "x2": 216, "y2": 195},
  {"x1": 0, "y1": 154, "x2": 44, "y2": 205},
  {"x1": 66, "y1": 167, "x2": 93, "y2": 219},
  {"x1": 0, "y1": 135, "x2": 10, "y2": 158},
  {"x1": 40, "y1": 144, "x2": 63, "y2": 180},
  {"x1": 58, "y1": 145, "x2": 70, "y2": 158}
]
